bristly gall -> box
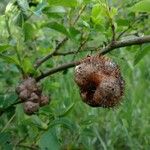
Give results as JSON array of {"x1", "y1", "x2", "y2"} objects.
[{"x1": 74, "y1": 55, "x2": 125, "y2": 108}]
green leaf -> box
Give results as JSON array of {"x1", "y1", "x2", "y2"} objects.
[
  {"x1": 109, "y1": 7, "x2": 118, "y2": 19},
  {"x1": 131, "y1": 0, "x2": 150, "y2": 12},
  {"x1": 23, "y1": 22, "x2": 36, "y2": 41},
  {"x1": 91, "y1": 4, "x2": 101, "y2": 19},
  {"x1": 69, "y1": 27, "x2": 80, "y2": 41},
  {"x1": 0, "y1": 132, "x2": 13, "y2": 150},
  {"x1": 34, "y1": 1, "x2": 47, "y2": 16},
  {"x1": 22, "y1": 58, "x2": 34, "y2": 74},
  {"x1": 44, "y1": 6, "x2": 66, "y2": 13},
  {"x1": 0, "y1": 44, "x2": 10, "y2": 52},
  {"x1": 1, "y1": 93, "x2": 17, "y2": 108},
  {"x1": 81, "y1": 20, "x2": 90, "y2": 28},
  {"x1": 17, "y1": 0, "x2": 29, "y2": 15},
  {"x1": 0, "y1": 54, "x2": 20, "y2": 66},
  {"x1": 50, "y1": 118, "x2": 77, "y2": 132},
  {"x1": 31, "y1": 115, "x2": 48, "y2": 130},
  {"x1": 117, "y1": 19, "x2": 130, "y2": 26},
  {"x1": 14, "y1": 11, "x2": 24, "y2": 27},
  {"x1": 43, "y1": 22, "x2": 70, "y2": 37},
  {"x1": 39, "y1": 127, "x2": 60, "y2": 150},
  {"x1": 57, "y1": 103, "x2": 75, "y2": 117},
  {"x1": 91, "y1": 4, "x2": 105, "y2": 25},
  {"x1": 83, "y1": 0, "x2": 91, "y2": 4},
  {"x1": 44, "y1": 6, "x2": 66, "y2": 18},
  {"x1": 48, "y1": 0, "x2": 77, "y2": 7},
  {"x1": 134, "y1": 45, "x2": 150, "y2": 65}
]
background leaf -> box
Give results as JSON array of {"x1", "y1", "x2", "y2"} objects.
[
  {"x1": 48, "y1": 0, "x2": 77, "y2": 7},
  {"x1": 43, "y1": 22, "x2": 70, "y2": 37},
  {"x1": 39, "y1": 128, "x2": 60, "y2": 150},
  {"x1": 0, "y1": 44, "x2": 10, "y2": 52},
  {"x1": 23, "y1": 22, "x2": 36, "y2": 41},
  {"x1": 0, "y1": 54, "x2": 19, "y2": 66},
  {"x1": 131, "y1": 0, "x2": 150, "y2": 12},
  {"x1": 134, "y1": 45, "x2": 150, "y2": 65}
]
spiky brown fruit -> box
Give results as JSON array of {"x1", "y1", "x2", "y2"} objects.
[
  {"x1": 74, "y1": 55, "x2": 125, "y2": 108},
  {"x1": 23, "y1": 101, "x2": 39, "y2": 115}
]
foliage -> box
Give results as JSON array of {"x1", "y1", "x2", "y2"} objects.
[{"x1": 0, "y1": 0, "x2": 150, "y2": 149}]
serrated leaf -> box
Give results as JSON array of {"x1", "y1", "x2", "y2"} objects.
[
  {"x1": 48, "y1": 0, "x2": 77, "y2": 7},
  {"x1": 44, "y1": 22, "x2": 70, "y2": 37},
  {"x1": 131, "y1": 0, "x2": 150, "y2": 13},
  {"x1": 134, "y1": 45, "x2": 150, "y2": 65}
]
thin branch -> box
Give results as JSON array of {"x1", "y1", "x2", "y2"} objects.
[
  {"x1": 35, "y1": 5, "x2": 86, "y2": 69},
  {"x1": 100, "y1": 35, "x2": 150, "y2": 55},
  {"x1": 2, "y1": 36, "x2": 150, "y2": 112},
  {"x1": 111, "y1": 24, "x2": 116, "y2": 42},
  {"x1": 72, "y1": 34, "x2": 89, "y2": 60},
  {"x1": 54, "y1": 48, "x2": 97, "y2": 56},
  {"x1": 1, "y1": 114, "x2": 15, "y2": 132},
  {"x1": 36, "y1": 35, "x2": 150, "y2": 81},
  {"x1": 53, "y1": 45, "x2": 100, "y2": 56},
  {"x1": 34, "y1": 37, "x2": 68, "y2": 69},
  {"x1": 117, "y1": 15, "x2": 146, "y2": 40},
  {"x1": 54, "y1": 51, "x2": 77, "y2": 56},
  {"x1": 36, "y1": 61, "x2": 80, "y2": 81},
  {"x1": 117, "y1": 24, "x2": 133, "y2": 40},
  {"x1": 72, "y1": 5, "x2": 86, "y2": 25}
]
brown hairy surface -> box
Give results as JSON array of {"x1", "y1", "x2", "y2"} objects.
[
  {"x1": 74, "y1": 55, "x2": 125, "y2": 108},
  {"x1": 16, "y1": 77, "x2": 50, "y2": 115}
]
